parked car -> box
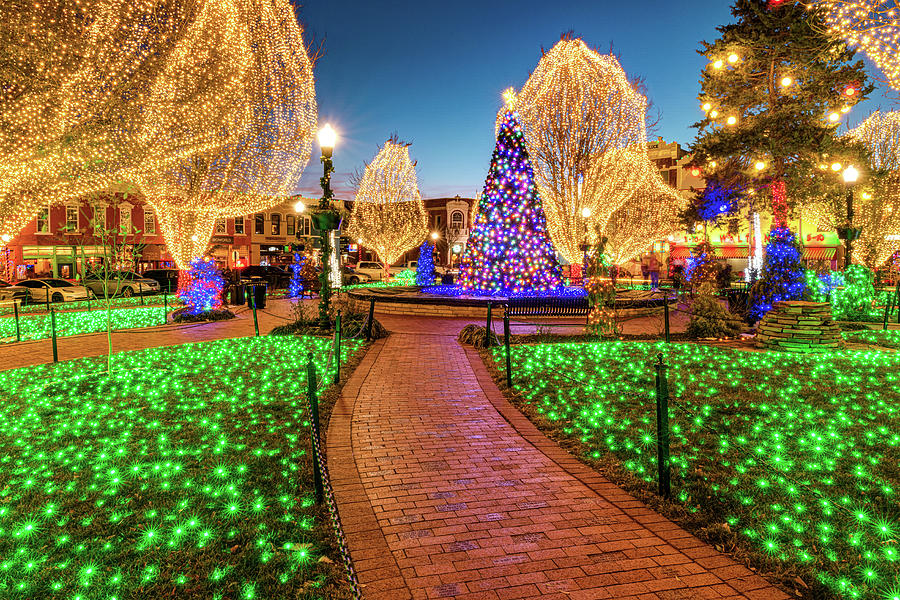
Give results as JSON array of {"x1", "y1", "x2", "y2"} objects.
[
  {"x1": 353, "y1": 261, "x2": 391, "y2": 281},
  {"x1": 16, "y1": 278, "x2": 92, "y2": 303},
  {"x1": 237, "y1": 265, "x2": 290, "y2": 288},
  {"x1": 83, "y1": 270, "x2": 160, "y2": 298},
  {"x1": 0, "y1": 280, "x2": 28, "y2": 302},
  {"x1": 142, "y1": 268, "x2": 180, "y2": 293},
  {"x1": 342, "y1": 266, "x2": 372, "y2": 286}
]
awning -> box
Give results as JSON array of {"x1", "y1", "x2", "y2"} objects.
[
  {"x1": 803, "y1": 247, "x2": 836, "y2": 260},
  {"x1": 714, "y1": 246, "x2": 749, "y2": 259},
  {"x1": 670, "y1": 247, "x2": 692, "y2": 258}
]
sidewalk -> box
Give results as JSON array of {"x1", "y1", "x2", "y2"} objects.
[{"x1": 328, "y1": 330, "x2": 789, "y2": 600}]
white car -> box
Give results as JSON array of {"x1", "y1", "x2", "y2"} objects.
[
  {"x1": 16, "y1": 279, "x2": 93, "y2": 303},
  {"x1": 0, "y1": 280, "x2": 28, "y2": 302},
  {"x1": 353, "y1": 261, "x2": 390, "y2": 281},
  {"x1": 84, "y1": 270, "x2": 160, "y2": 298}
]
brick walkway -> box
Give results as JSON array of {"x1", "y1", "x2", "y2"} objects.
[{"x1": 329, "y1": 332, "x2": 790, "y2": 600}]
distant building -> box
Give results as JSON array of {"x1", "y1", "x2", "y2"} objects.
[{"x1": 646, "y1": 137, "x2": 706, "y2": 194}]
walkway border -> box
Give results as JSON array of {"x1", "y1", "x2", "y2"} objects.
[{"x1": 326, "y1": 338, "x2": 414, "y2": 600}]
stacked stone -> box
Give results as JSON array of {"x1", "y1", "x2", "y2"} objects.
[{"x1": 756, "y1": 301, "x2": 844, "y2": 352}]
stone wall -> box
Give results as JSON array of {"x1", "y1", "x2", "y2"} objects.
[{"x1": 756, "y1": 301, "x2": 843, "y2": 352}]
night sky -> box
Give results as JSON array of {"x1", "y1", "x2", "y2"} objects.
[{"x1": 294, "y1": 0, "x2": 896, "y2": 199}]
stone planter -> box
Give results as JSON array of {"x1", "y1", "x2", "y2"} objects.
[{"x1": 756, "y1": 301, "x2": 843, "y2": 352}]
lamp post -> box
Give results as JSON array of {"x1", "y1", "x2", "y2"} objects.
[
  {"x1": 841, "y1": 165, "x2": 860, "y2": 270},
  {"x1": 314, "y1": 124, "x2": 339, "y2": 328}
]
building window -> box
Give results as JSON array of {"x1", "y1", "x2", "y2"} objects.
[
  {"x1": 254, "y1": 214, "x2": 265, "y2": 234},
  {"x1": 271, "y1": 213, "x2": 281, "y2": 235},
  {"x1": 119, "y1": 206, "x2": 132, "y2": 234},
  {"x1": 299, "y1": 217, "x2": 311, "y2": 236},
  {"x1": 436, "y1": 214, "x2": 443, "y2": 228},
  {"x1": 144, "y1": 208, "x2": 156, "y2": 234},
  {"x1": 65, "y1": 206, "x2": 79, "y2": 232},
  {"x1": 450, "y1": 211, "x2": 464, "y2": 229},
  {"x1": 286, "y1": 215, "x2": 296, "y2": 236},
  {"x1": 234, "y1": 218, "x2": 244, "y2": 235},
  {"x1": 36, "y1": 205, "x2": 50, "y2": 233},
  {"x1": 215, "y1": 218, "x2": 226, "y2": 234}
]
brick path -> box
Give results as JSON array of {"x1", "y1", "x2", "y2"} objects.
[{"x1": 329, "y1": 332, "x2": 790, "y2": 600}]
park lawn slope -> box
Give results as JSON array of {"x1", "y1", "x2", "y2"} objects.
[
  {"x1": 0, "y1": 335, "x2": 362, "y2": 599},
  {"x1": 489, "y1": 341, "x2": 900, "y2": 600}
]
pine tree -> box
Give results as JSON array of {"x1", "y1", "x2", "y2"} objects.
[
  {"x1": 415, "y1": 241, "x2": 436, "y2": 286},
  {"x1": 750, "y1": 226, "x2": 808, "y2": 320},
  {"x1": 692, "y1": 0, "x2": 871, "y2": 223},
  {"x1": 459, "y1": 110, "x2": 562, "y2": 293},
  {"x1": 178, "y1": 257, "x2": 224, "y2": 315}
]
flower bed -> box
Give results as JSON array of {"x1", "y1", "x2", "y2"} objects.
[
  {"x1": 0, "y1": 336, "x2": 363, "y2": 599},
  {"x1": 490, "y1": 341, "x2": 900, "y2": 600}
]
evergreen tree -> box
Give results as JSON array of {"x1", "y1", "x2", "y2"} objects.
[
  {"x1": 750, "y1": 226, "x2": 808, "y2": 320},
  {"x1": 178, "y1": 257, "x2": 224, "y2": 315},
  {"x1": 692, "y1": 0, "x2": 871, "y2": 222},
  {"x1": 459, "y1": 110, "x2": 561, "y2": 293},
  {"x1": 415, "y1": 241, "x2": 436, "y2": 286},
  {"x1": 288, "y1": 253, "x2": 307, "y2": 297}
]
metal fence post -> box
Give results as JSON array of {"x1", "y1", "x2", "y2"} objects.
[
  {"x1": 503, "y1": 307, "x2": 512, "y2": 387},
  {"x1": 13, "y1": 299, "x2": 21, "y2": 343},
  {"x1": 139, "y1": 283, "x2": 144, "y2": 305},
  {"x1": 884, "y1": 294, "x2": 892, "y2": 331},
  {"x1": 664, "y1": 296, "x2": 671, "y2": 343},
  {"x1": 249, "y1": 285, "x2": 259, "y2": 337},
  {"x1": 333, "y1": 310, "x2": 342, "y2": 384},
  {"x1": 45, "y1": 289, "x2": 50, "y2": 312},
  {"x1": 50, "y1": 307, "x2": 59, "y2": 363},
  {"x1": 485, "y1": 301, "x2": 493, "y2": 335},
  {"x1": 365, "y1": 297, "x2": 375, "y2": 341},
  {"x1": 163, "y1": 293, "x2": 168, "y2": 325},
  {"x1": 306, "y1": 352, "x2": 324, "y2": 503},
  {"x1": 654, "y1": 353, "x2": 671, "y2": 498}
]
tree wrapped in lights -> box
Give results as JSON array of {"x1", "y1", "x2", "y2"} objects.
[
  {"x1": 132, "y1": 0, "x2": 317, "y2": 270},
  {"x1": 750, "y1": 226, "x2": 808, "y2": 321},
  {"x1": 415, "y1": 241, "x2": 436, "y2": 286},
  {"x1": 844, "y1": 111, "x2": 900, "y2": 269},
  {"x1": 288, "y1": 253, "x2": 308, "y2": 297},
  {"x1": 516, "y1": 37, "x2": 680, "y2": 264},
  {"x1": 178, "y1": 256, "x2": 224, "y2": 314},
  {"x1": 346, "y1": 139, "x2": 428, "y2": 274},
  {"x1": 814, "y1": 0, "x2": 900, "y2": 90},
  {"x1": 692, "y1": 0, "x2": 871, "y2": 225},
  {"x1": 458, "y1": 105, "x2": 562, "y2": 293},
  {"x1": 604, "y1": 180, "x2": 686, "y2": 265}
]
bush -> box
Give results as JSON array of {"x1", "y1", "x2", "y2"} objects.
[
  {"x1": 458, "y1": 324, "x2": 500, "y2": 348},
  {"x1": 171, "y1": 307, "x2": 235, "y2": 323},
  {"x1": 269, "y1": 296, "x2": 388, "y2": 339},
  {"x1": 686, "y1": 283, "x2": 744, "y2": 339}
]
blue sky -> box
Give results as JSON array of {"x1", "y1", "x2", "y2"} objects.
[{"x1": 294, "y1": 0, "x2": 896, "y2": 199}]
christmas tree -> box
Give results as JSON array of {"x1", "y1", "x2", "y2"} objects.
[
  {"x1": 458, "y1": 108, "x2": 562, "y2": 293},
  {"x1": 178, "y1": 257, "x2": 224, "y2": 315},
  {"x1": 692, "y1": 0, "x2": 871, "y2": 222},
  {"x1": 288, "y1": 253, "x2": 307, "y2": 297},
  {"x1": 415, "y1": 241, "x2": 436, "y2": 286},
  {"x1": 750, "y1": 226, "x2": 807, "y2": 320}
]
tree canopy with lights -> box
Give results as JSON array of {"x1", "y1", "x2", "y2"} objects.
[
  {"x1": 459, "y1": 102, "x2": 562, "y2": 292},
  {"x1": 692, "y1": 0, "x2": 871, "y2": 224},
  {"x1": 516, "y1": 36, "x2": 684, "y2": 264},
  {"x1": 346, "y1": 139, "x2": 428, "y2": 271},
  {"x1": 0, "y1": 0, "x2": 318, "y2": 270}
]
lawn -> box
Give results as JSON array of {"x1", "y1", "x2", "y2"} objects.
[
  {"x1": 0, "y1": 294, "x2": 182, "y2": 316},
  {"x1": 0, "y1": 306, "x2": 170, "y2": 342},
  {"x1": 0, "y1": 335, "x2": 363, "y2": 599},
  {"x1": 843, "y1": 329, "x2": 900, "y2": 350},
  {"x1": 491, "y1": 341, "x2": 900, "y2": 600}
]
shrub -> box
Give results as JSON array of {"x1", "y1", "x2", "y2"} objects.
[
  {"x1": 458, "y1": 324, "x2": 500, "y2": 348},
  {"x1": 686, "y1": 283, "x2": 743, "y2": 339}
]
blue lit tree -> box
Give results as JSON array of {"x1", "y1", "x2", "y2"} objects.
[
  {"x1": 178, "y1": 257, "x2": 224, "y2": 314},
  {"x1": 415, "y1": 241, "x2": 435, "y2": 286},
  {"x1": 288, "y1": 253, "x2": 307, "y2": 297},
  {"x1": 750, "y1": 226, "x2": 807, "y2": 320},
  {"x1": 458, "y1": 109, "x2": 561, "y2": 293}
]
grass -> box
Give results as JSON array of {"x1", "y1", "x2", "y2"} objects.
[
  {"x1": 0, "y1": 306, "x2": 170, "y2": 343},
  {"x1": 0, "y1": 294, "x2": 182, "y2": 316},
  {"x1": 489, "y1": 341, "x2": 900, "y2": 600},
  {"x1": 843, "y1": 329, "x2": 900, "y2": 350},
  {"x1": 0, "y1": 335, "x2": 364, "y2": 599}
]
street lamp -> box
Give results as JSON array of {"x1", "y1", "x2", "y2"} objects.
[
  {"x1": 313, "y1": 124, "x2": 340, "y2": 328},
  {"x1": 841, "y1": 165, "x2": 860, "y2": 270},
  {"x1": 294, "y1": 200, "x2": 306, "y2": 214},
  {"x1": 430, "y1": 231, "x2": 439, "y2": 241}
]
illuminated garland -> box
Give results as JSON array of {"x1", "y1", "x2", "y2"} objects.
[
  {"x1": 346, "y1": 139, "x2": 428, "y2": 270},
  {"x1": 516, "y1": 37, "x2": 684, "y2": 264},
  {"x1": 458, "y1": 107, "x2": 562, "y2": 293}
]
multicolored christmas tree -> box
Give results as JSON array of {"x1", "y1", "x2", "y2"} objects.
[
  {"x1": 178, "y1": 257, "x2": 224, "y2": 314},
  {"x1": 459, "y1": 109, "x2": 561, "y2": 293}
]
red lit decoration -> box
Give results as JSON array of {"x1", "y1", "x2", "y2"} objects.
[{"x1": 771, "y1": 179, "x2": 789, "y2": 229}]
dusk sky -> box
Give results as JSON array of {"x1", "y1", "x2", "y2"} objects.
[{"x1": 294, "y1": 0, "x2": 896, "y2": 200}]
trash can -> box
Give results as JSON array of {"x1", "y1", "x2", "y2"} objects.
[
  {"x1": 441, "y1": 273, "x2": 454, "y2": 285},
  {"x1": 232, "y1": 284, "x2": 245, "y2": 306},
  {"x1": 247, "y1": 282, "x2": 267, "y2": 309}
]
